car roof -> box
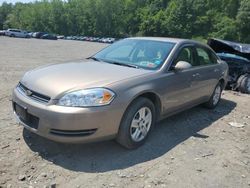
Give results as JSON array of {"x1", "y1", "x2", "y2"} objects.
[{"x1": 127, "y1": 37, "x2": 202, "y2": 45}]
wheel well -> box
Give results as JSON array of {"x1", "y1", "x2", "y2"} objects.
[{"x1": 137, "y1": 92, "x2": 162, "y2": 120}]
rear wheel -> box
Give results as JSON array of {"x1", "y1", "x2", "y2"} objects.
[
  {"x1": 204, "y1": 83, "x2": 222, "y2": 109},
  {"x1": 116, "y1": 97, "x2": 156, "y2": 149},
  {"x1": 238, "y1": 74, "x2": 250, "y2": 94}
]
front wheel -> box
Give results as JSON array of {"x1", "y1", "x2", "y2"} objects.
[
  {"x1": 116, "y1": 97, "x2": 156, "y2": 149},
  {"x1": 204, "y1": 83, "x2": 222, "y2": 109}
]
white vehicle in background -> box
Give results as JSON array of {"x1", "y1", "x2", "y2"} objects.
[
  {"x1": 57, "y1": 35, "x2": 65, "y2": 39},
  {"x1": 5, "y1": 29, "x2": 30, "y2": 38},
  {"x1": 107, "y1": 38, "x2": 115, "y2": 43}
]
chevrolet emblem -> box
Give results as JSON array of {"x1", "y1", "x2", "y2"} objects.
[{"x1": 25, "y1": 90, "x2": 32, "y2": 96}]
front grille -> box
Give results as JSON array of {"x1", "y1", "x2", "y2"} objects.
[
  {"x1": 17, "y1": 83, "x2": 51, "y2": 104},
  {"x1": 50, "y1": 129, "x2": 97, "y2": 137},
  {"x1": 22, "y1": 113, "x2": 39, "y2": 129},
  {"x1": 13, "y1": 102, "x2": 39, "y2": 129}
]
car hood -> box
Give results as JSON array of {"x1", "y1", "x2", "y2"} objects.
[
  {"x1": 20, "y1": 61, "x2": 152, "y2": 99},
  {"x1": 208, "y1": 38, "x2": 250, "y2": 60}
]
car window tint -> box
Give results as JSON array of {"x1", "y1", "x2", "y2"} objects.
[
  {"x1": 175, "y1": 47, "x2": 197, "y2": 66},
  {"x1": 196, "y1": 47, "x2": 216, "y2": 65}
]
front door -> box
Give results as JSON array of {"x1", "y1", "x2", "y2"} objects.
[{"x1": 160, "y1": 46, "x2": 203, "y2": 115}]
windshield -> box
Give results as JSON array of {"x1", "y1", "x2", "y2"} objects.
[{"x1": 93, "y1": 39, "x2": 176, "y2": 70}]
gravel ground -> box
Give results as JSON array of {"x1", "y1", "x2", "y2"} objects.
[{"x1": 0, "y1": 37, "x2": 249, "y2": 188}]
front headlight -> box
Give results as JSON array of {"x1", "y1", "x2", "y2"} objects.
[{"x1": 57, "y1": 88, "x2": 115, "y2": 107}]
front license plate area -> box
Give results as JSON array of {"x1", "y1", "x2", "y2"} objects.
[{"x1": 15, "y1": 103, "x2": 28, "y2": 121}]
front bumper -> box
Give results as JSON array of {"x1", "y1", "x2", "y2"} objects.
[{"x1": 12, "y1": 88, "x2": 125, "y2": 143}]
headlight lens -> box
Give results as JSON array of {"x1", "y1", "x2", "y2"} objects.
[{"x1": 57, "y1": 88, "x2": 115, "y2": 107}]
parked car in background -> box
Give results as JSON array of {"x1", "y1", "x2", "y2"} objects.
[
  {"x1": 65, "y1": 36, "x2": 73, "y2": 40},
  {"x1": 57, "y1": 35, "x2": 64, "y2": 39},
  {"x1": 12, "y1": 37, "x2": 228, "y2": 149},
  {"x1": 32, "y1": 32, "x2": 37, "y2": 38},
  {"x1": 100, "y1": 38, "x2": 109, "y2": 43},
  {"x1": 217, "y1": 53, "x2": 250, "y2": 93},
  {"x1": 106, "y1": 38, "x2": 115, "y2": 43},
  {"x1": 40, "y1": 34, "x2": 57, "y2": 40},
  {"x1": 27, "y1": 32, "x2": 34, "y2": 38},
  {"x1": 208, "y1": 38, "x2": 250, "y2": 94},
  {"x1": 34, "y1": 32, "x2": 48, "y2": 39},
  {"x1": 98, "y1": 37, "x2": 115, "y2": 43},
  {"x1": 98, "y1": 37, "x2": 105, "y2": 42},
  {"x1": 0, "y1": 30, "x2": 6, "y2": 36},
  {"x1": 5, "y1": 29, "x2": 30, "y2": 38}
]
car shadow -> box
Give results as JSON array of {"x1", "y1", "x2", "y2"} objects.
[{"x1": 23, "y1": 98, "x2": 236, "y2": 173}]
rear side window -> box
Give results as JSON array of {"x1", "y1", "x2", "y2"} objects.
[{"x1": 195, "y1": 47, "x2": 217, "y2": 65}]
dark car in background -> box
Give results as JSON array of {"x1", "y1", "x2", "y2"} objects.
[
  {"x1": 208, "y1": 38, "x2": 250, "y2": 94},
  {"x1": 34, "y1": 32, "x2": 48, "y2": 38},
  {"x1": 40, "y1": 34, "x2": 57, "y2": 40},
  {"x1": 217, "y1": 53, "x2": 250, "y2": 93}
]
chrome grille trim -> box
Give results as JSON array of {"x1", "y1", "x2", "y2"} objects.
[{"x1": 17, "y1": 83, "x2": 51, "y2": 104}]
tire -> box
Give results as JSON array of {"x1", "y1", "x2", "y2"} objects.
[
  {"x1": 10, "y1": 34, "x2": 15, "y2": 37},
  {"x1": 204, "y1": 83, "x2": 223, "y2": 109},
  {"x1": 116, "y1": 97, "x2": 156, "y2": 149},
  {"x1": 238, "y1": 74, "x2": 250, "y2": 94}
]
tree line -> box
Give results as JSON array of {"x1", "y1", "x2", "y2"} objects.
[{"x1": 0, "y1": 0, "x2": 249, "y2": 43}]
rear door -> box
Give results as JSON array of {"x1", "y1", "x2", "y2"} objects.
[{"x1": 193, "y1": 46, "x2": 222, "y2": 98}]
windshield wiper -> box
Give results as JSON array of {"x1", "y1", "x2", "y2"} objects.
[
  {"x1": 87, "y1": 56, "x2": 101, "y2": 62},
  {"x1": 88, "y1": 57, "x2": 139, "y2": 69},
  {"x1": 108, "y1": 61, "x2": 139, "y2": 69}
]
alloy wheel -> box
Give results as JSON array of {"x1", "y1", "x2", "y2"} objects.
[
  {"x1": 130, "y1": 107, "x2": 152, "y2": 142},
  {"x1": 213, "y1": 85, "x2": 221, "y2": 105}
]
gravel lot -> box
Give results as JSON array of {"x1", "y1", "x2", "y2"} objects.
[{"x1": 0, "y1": 37, "x2": 249, "y2": 188}]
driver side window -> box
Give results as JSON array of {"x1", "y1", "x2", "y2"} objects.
[{"x1": 175, "y1": 47, "x2": 196, "y2": 66}]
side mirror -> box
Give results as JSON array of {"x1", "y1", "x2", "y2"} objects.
[{"x1": 174, "y1": 61, "x2": 192, "y2": 71}]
